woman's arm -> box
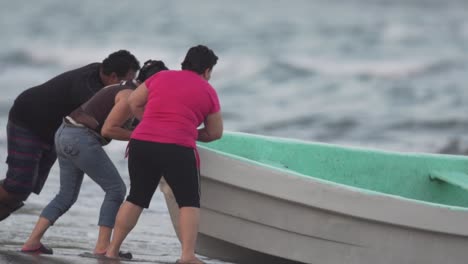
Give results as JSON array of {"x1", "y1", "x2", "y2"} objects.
[
  {"x1": 101, "y1": 89, "x2": 134, "y2": 140},
  {"x1": 197, "y1": 111, "x2": 223, "y2": 142},
  {"x1": 128, "y1": 83, "x2": 149, "y2": 120}
]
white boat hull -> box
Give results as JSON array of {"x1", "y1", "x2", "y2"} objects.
[{"x1": 161, "y1": 147, "x2": 468, "y2": 264}]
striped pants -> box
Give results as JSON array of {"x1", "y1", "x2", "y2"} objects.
[{"x1": 3, "y1": 120, "x2": 56, "y2": 195}]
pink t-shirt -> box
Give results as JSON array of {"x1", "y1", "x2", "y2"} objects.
[{"x1": 131, "y1": 70, "x2": 221, "y2": 149}]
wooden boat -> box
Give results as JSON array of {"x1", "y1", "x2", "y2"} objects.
[{"x1": 160, "y1": 131, "x2": 468, "y2": 264}]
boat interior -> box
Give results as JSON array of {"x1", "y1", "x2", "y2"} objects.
[{"x1": 199, "y1": 132, "x2": 468, "y2": 208}]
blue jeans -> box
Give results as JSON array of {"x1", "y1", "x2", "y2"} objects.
[{"x1": 41, "y1": 123, "x2": 126, "y2": 227}]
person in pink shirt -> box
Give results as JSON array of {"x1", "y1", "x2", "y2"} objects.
[{"x1": 106, "y1": 45, "x2": 223, "y2": 264}]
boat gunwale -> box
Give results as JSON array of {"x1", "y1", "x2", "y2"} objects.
[{"x1": 198, "y1": 144, "x2": 468, "y2": 237}]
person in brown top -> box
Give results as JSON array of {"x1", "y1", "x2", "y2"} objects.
[{"x1": 21, "y1": 60, "x2": 168, "y2": 257}]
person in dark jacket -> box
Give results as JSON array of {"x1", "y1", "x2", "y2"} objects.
[{"x1": 0, "y1": 50, "x2": 140, "y2": 222}]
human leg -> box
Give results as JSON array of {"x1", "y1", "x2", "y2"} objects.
[
  {"x1": 0, "y1": 180, "x2": 29, "y2": 221},
  {"x1": 105, "y1": 201, "x2": 143, "y2": 258},
  {"x1": 23, "y1": 125, "x2": 84, "y2": 250},
  {"x1": 163, "y1": 147, "x2": 201, "y2": 263},
  {"x1": 178, "y1": 207, "x2": 201, "y2": 263},
  {"x1": 74, "y1": 137, "x2": 126, "y2": 252},
  {"x1": 0, "y1": 180, "x2": 10, "y2": 200},
  {"x1": 94, "y1": 226, "x2": 113, "y2": 254},
  {"x1": 23, "y1": 155, "x2": 84, "y2": 250},
  {"x1": 33, "y1": 146, "x2": 57, "y2": 194},
  {"x1": 106, "y1": 139, "x2": 163, "y2": 258},
  {"x1": 0, "y1": 121, "x2": 53, "y2": 221},
  {"x1": 21, "y1": 217, "x2": 52, "y2": 252},
  {"x1": 8, "y1": 142, "x2": 58, "y2": 221}
]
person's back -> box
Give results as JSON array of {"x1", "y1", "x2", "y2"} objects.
[
  {"x1": 69, "y1": 60, "x2": 169, "y2": 140},
  {"x1": 9, "y1": 50, "x2": 140, "y2": 144},
  {"x1": 132, "y1": 69, "x2": 219, "y2": 148},
  {"x1": 0, "y1": 50, "x2": 140, "y2": 222},
  {"x1": 71, "y1": 81, "x2": 138, "y2": 133},
  {"x1": 9, "y1": 63, "x2": 103, "y2": 144},
  {"x1": 106, "y1": 45, "x2": 222, "y2": 264}
]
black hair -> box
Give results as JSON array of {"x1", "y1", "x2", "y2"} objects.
[
  {"x1": 181, "y1": 45, "x2": 218, "y2": 74},
  {"x1": 101, "y1": 50, "x2": 140, "y2": 78},
  {"x1": 136, "y1": 60, "x2": 169, "y2": 82}
]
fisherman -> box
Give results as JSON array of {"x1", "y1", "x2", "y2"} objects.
[{"x1": 0, "y1": 50, "x2": 140, "y2": 221}]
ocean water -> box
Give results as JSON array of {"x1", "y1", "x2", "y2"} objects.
[{"x1": 0, "y1": 0, "x2": 468, "y2": 263}]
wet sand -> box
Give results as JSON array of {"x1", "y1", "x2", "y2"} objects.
[
  {"x1": 0, "y1": 140, "x2": 231, "y2": 264},
  {"x1": 0, "y1": 247, "x2": 174, "y2": 264}
]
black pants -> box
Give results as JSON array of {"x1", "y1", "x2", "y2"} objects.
[{"x1": 126, "y1": 139, "x2": 200, "y2": 208}]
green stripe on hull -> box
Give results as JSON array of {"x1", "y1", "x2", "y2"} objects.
[{"x1": 199, "y1": 132, "x2": 468, "y2": 208}]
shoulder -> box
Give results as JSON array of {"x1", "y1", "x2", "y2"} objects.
[
  {"x1": 108, "y1": 82, "x2": 135, "y2": 95},
  {"x1": 67, "y1": 63, "x2": 101, "y2": 77},
  {"x1": 61, "y1": 63, "x2": 100, "y2": 86},
  {"x1": 200, "y1": 77, "x2": 216, "y2": 93},
  {"x1": 145, "y1": 70, "x2": 173, "y2": 87},
  {"x1": 116, "y1": 89, "x2": 133, "y2": 100},
  {"x1": 79, "y1": 63, "x2": 101, "y2": 70}
]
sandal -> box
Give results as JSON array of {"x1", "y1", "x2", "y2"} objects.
[
  {"x1": 95, "y1": 251, "x2": 133, "y2": 260},
  {"x1": 21, "y1": 243, "x2": 53, "y2": 255}
]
